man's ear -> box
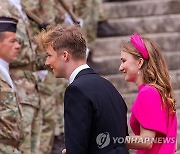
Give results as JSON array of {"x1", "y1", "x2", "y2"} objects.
[
  {"x1": 63, "y1": 50, "x2": 70, "y2": 62},
  {"x1": 138, "y1": 58, "x2": 144, "y2": 69}
]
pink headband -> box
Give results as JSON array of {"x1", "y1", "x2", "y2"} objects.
[{"x1": 130, "y1": 33, "x2": 149, "y2": 60}]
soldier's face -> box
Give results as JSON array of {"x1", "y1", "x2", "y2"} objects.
[
  {"x1": 45, "y1": 45, "x2": 66, "y2": 78},
  {"x1": 0, "y1": 32, "x2": 21, "y2": 63}
]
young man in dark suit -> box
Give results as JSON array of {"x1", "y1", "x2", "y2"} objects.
[{"x1": 35, "y1": 24, "x2": 129, "y2": 154}]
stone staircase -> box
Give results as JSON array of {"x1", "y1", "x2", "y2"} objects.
[{"x1": 91, "y1": 0, "x2": 180, "y2": 153}]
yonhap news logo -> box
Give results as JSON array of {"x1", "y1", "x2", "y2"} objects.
[
  {"x1": 96, "y1": 132, "x2": 110, "y2": 149},
  {"x1": 96, "y1": 132, "x2": 176, "y2": 149}
]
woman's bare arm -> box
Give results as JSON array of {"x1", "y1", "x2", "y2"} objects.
[{"x1": 126, "y1": 125, "x2": 156, "y2": 150}]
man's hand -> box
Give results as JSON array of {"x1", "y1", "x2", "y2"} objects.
[{"x1": 62, "y1": 149, "x2": 66, "y2": 154}]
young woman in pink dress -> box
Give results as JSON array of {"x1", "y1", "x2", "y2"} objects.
[{"x1": 119, "y1": 34, "x2": 177, "y2": 154}]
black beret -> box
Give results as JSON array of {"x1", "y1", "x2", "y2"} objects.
[{"x1": 0, "y1": 16, "x2": 18, "y2": 33}]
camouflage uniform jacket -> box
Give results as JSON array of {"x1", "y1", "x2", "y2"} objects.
[{"x1": 0, "y1": 72, "x2": 23, "y2": 143}]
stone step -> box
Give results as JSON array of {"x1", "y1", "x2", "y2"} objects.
[
  {"x1": 108, "y1": 14, "x2": 180, "y2": 36},
  {"x1": 93, "y1": 32, "x2": 180, "y2": 57},
  {"x1": 103, "y1": 69, "x2": 180, "y2": 94},
  {"x1": 104, "y1": 0, "x2": 180, "y2": 19},
  {"x1": 91, "y1": 51, "x2": 180, "y2": 75}
]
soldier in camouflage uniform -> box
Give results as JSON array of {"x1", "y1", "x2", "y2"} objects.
[
  {"x1": 22, "y1": 0, "x2": 68, "y2": 153},
  {"x1": 21, "y1": 1, "x2": 57, "y2": 153},
  {"x1": 35, "y1": 71, "x2": 68, "y2": 154},
  {"x1": 32, "y1": 70, "x2": 56, "y2": 154},
  {"x1": 73, "y1": 0, "x2": 106, "y2": 48},
  {"x1": 0, "y1": 16, "x2": 23, "y2": 154},
  {"x1": 0, "y1": 0, "x2": 41, "y2": 153}
]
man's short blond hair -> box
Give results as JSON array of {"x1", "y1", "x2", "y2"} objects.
[{"x1": 35, "y1": 24, "x2": 87, "y2": 60}]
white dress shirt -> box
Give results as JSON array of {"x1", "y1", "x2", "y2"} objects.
[
  {"x1": 0, "y1": 58, "x2": 14, "y2": 89},
  {"x1": 69, "y1": 64, "x2": 90, "y2": 84}
]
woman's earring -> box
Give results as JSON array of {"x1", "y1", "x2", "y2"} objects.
[{"x1": 138, "y1": 71, "x2": 141, "y2": 75}]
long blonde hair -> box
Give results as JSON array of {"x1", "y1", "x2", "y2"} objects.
[{"x1": 121, "y1": 37, "x2": 176, "y2": 113}]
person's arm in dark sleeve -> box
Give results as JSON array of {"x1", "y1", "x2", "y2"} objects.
[{"x1": 64, "y1": 85, "x2": 92, "y2": 154}]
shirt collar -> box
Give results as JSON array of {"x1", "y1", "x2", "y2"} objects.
[
  {"x1": 0, "y1": 58, "x2": 14, "y2": 89},
  {"x1": 0, "y1": 58, "x2": 9, "y2": 71},
  {"x1": 69, "y1": 64, "x2": 90, "y2": 84}
]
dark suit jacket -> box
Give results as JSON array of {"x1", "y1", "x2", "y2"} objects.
[{"x1": 64, "y1": 68, "x2": 129, "y2": 154}]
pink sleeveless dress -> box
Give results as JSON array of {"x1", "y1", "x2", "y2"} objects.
[{"x1": 130, "y1": 84, "x2": 177, "y2": 154}]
